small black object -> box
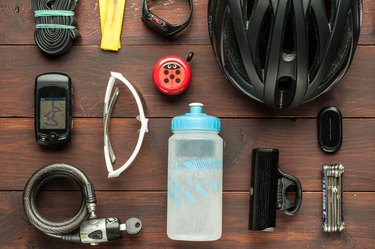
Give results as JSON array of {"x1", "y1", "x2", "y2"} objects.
[
  {"x1": 186, "y1": 52, "x2": 194, "y2": 63},
  {"x1": 141, "y1": 0, "x2": 193, "y2": 37},
  {"x1": 318, "y1": 106, "x2": 342, "y2": 153},
  {"x1": 249, "y1": 148, "x2": 302, "y2": 231},
  {"x1": 35, "y1": 73, "x2": 73, "y2": 146}
]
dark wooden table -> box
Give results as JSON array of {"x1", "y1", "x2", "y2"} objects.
[{"x1": 1, "y1": 1, "x2": 374, "y2": 248}]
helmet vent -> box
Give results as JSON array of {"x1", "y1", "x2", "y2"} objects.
[
  {"x1": 275, "y1": 76, "x2": 296, "y2": 108},
  {"x1": 307, "y1": 7, "x2": 320, "y2": 82},
  {"x1": 278, "y1": 76, "x2": 293, "y2": 91},
  {"x1": 282, "y1": 2, "x2": 296, "y2": 56},
  {"x1": 321, "y1": 18, "x2": 352, "y2": 87},
  {"x1": 257, "y1": 7, "x2": 273, "y2": 81},
  {"x1": 223, "y1": 15, "x2": 251, "y2": 83},
  {"x1": 244, "y1": 0, "x2": 255, "y2": 26},
  {"x1": 323, "y1": 0, "x2": 334, "y2": 24}
]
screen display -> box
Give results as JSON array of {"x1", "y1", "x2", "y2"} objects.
[{"x1": 40, "y1": 97, "x2": 66, "y2": 130}]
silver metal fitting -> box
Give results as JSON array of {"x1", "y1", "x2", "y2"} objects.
[
  {"x1": 86, "y1": 203, "x2": 97, "y2": 219},
  {"x1": 119, "y1": 223, "x2": 127, "y2": 231}
]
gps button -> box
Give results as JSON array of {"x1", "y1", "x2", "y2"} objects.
[{"x1": 49, "y1": 132, "x2": 57, "y2": 141}]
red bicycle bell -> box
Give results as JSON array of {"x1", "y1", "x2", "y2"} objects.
[{"x1": 152, "y1": 52, "x2": 193, "y2": 95}]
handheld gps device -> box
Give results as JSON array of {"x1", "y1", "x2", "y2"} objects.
[{"x1": 35, "y1": 73, "x2": 73, "y2": 146}]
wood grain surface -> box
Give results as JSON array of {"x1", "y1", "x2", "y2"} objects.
[
  {"x1": 0, "y1": 0, "x2": 374, "y2": 248},
  {"x1": 1, "y1": 192, "x2": 374, "y2": 249}
]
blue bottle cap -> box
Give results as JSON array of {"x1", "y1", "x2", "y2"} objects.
[{"x1": 171, "y1": 103, "x2": 220, "y2": 132}]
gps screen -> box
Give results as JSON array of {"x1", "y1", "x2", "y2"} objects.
[{"x1": 40, "y1": 97, "x2": 66, "y2": 130}]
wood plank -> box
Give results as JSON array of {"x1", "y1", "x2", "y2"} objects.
[
  {"x1": 361, "y1": 0, "x2": 375, "y2": 45},
  {"x1": 1, "y1": 118, "x2": 374, "y2": 191},
  {"x1": 1, "y1": 192, "x2": 374, "y2": 249},
  {"x1": 0, "y1": 0, "x2": 374, "y2": 45},
  {"x1": 0, "y1": 46, "x2": 374, "y2": 118}
]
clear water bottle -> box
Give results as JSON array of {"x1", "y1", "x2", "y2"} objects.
[{"x1": 167, "y1": 103, "x2": 223, "y2": 241}]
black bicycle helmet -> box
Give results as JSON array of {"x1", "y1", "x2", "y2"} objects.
[{"x1": 208, "y1": 0, "x2": 362, "y2": 108}]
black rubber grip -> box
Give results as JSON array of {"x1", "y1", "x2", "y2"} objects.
[{"x1": 249, "y1": 148, "x2": 279, "y2": 231}]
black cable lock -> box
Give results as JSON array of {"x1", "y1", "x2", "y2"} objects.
[
  {"x1": 32, "y1": 0, "x2": 80, "y2": 56},
  {"x1": 141, "y1": 0, "x2": 193, "y2": 37},
  {"x1": 23, "y1": 163, "x2": 142, "y2": 245}
]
